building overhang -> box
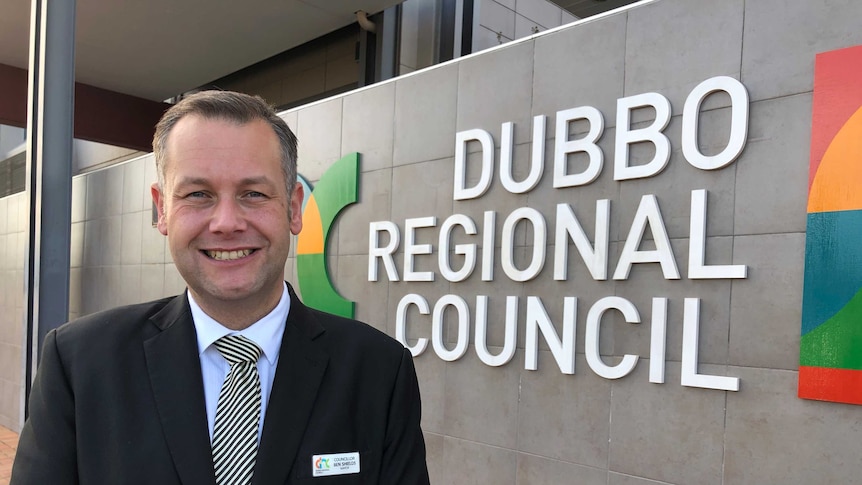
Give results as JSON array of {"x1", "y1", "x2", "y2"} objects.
[{"x1": 0, "y1": 63, "x2": 168, "y2": 152}]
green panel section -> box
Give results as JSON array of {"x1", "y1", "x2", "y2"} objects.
[
  {"x1": 313, "y1": 153, "x2": 359, "y2": 245},
  {"x1": 295, "y1": 153, "x2": 360, "y2": 319},
  {"x1": 297, "y1": 253, "x2": 355, "y2": 318},
  {"x1": 800, "y1": 287, "x2": 862, "y2": 369}
]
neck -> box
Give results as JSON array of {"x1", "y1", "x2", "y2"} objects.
[{"x1": 189, "y1": 288, "x2": 283, "y2": 331}]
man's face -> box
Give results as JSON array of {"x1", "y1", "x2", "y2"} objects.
[{"x1": 151, "y1": 115, "x2": 302, "y2": 316}]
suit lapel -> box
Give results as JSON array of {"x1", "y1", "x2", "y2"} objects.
[
  {"x1": 144, "y1": 295, "x2": 216, "y2": 485},
  {"x1": 253, "y1": 287, "x2": 329, "y2": 485}
]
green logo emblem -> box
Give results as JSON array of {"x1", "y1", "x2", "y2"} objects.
[{"x1": 295, "y1": 153, "x2": 359, "y2": 318}]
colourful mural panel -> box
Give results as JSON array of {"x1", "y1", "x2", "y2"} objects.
[
  {"x1": 800, "y1": 45, "x2": 862, "y2": 404},
  {"x1": 295, "y1": 153, "x2": 359, "y2": 318}
]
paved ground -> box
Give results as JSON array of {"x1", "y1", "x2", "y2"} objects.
[{"x1": 0, "y1": 425, "x2": 18, "y2": 485}]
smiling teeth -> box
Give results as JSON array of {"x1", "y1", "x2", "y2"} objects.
[{"x1": 207, "y1": 249, "x2": 252, "y2": 260}]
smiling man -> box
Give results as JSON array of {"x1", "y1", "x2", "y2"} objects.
[
  {"x1": 12, "y1": 91, "x2": 430, "y2": 485},
  {"x1": 155, "y1": 113, "x2": 297, "y2": 329}
]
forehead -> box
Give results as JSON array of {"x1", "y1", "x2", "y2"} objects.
[{"x1": 164, "y1": 115, "x2": 281, "y2": 172}]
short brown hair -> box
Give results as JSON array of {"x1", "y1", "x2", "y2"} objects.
[{"x1": 152, "y1": 90, "x2": 298, "y2": 193}]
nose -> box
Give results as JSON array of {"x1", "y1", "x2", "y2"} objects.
[{"x1": 209, "y1": 198, "x2": 247, "y2": 234}]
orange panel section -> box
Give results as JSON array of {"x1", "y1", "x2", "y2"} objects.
[
  {"x1": 807, "y1": 107, "x2": 862, "y2": 212},
  {"x1": 296, "y1": 195, "x2": 324, "y2": 255}
]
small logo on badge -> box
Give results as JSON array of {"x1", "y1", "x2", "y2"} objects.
[{"x1": 312, "y1": 452, "x2": 361, "y2": 477}]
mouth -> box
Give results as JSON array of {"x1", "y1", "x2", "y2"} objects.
[{"x1": 203, "y1": 249, "x2": 256, "y2": 261}]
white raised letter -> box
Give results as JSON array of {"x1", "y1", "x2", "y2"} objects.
[
  {"x1": 688, "y1": 189, "x2": 747, "y2": 279},
  {"x1": 614, "y1": 92, "x2": 671, "y2": 180},
  {"x1": 432, "y1": 295, "x2": 470, "y2": 362},
  {"x1": 613, "y1": 194, "x2": 680, "y2": 280},
  {"x1": 554, "y1": 200, "x2": 610, "y2": 281},
  {"x1": 649, "y1": 297, "x2": 668, "y2": 384},
  {"x1": 681, "y1": 298, "x2": 740, "y2": 391},
  {"x1": 396, "y1": 294, "x2": 429, "y2": 356},
  {"x1": 439, "y1": 214, "x2": 478, "y2": 282},
  {"x1": 554, "y1": 106, "x2": 605, "y2": 188},
  {"x1": 525, "y1": 296, "x2": 576, "y2": 374},
  {"x1": 403, "y1": 217, "x2": 436, "y2": 282},
  {"x1": 369, "y1": 221, "x2": 401, "y2": 281},
  {"x1": 502, "y1": 208, "x2": 546, "y2": 282},
  {"x1": 482, "y1": 211, "x2": 496, "y2": 281},
  {"x1": 682, "y1": 76, "x2": 749, "y2": 170},
  {"x1": 500, "y1": 116, "x2": 545, "y2": 193},
  {"x1": 454, "y1": 129, "x2": 494, "y2": 200},
  {"x1": 475, "y1": 295, "x2": 518, "y2": 366},
  {"x1": 585, "y1": 296, "x2": 639, "y2": 379}
]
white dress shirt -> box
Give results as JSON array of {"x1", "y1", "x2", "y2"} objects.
[{"x1": 187, "y1": 282, "x2": 290, "y2": 443}]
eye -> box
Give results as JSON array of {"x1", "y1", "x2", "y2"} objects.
[
  {"x1": 186, "y1": 191, "x2": 209, "y2": 199},
  {"x1": 244, "y1": 191, "x2": 267, "y2": 198}
]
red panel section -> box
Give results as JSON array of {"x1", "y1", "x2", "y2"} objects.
[
  {"x1": 74, "y1": 83, "x2": 169, "y2": 152},
  {"x1": 798, "y1": 366, "x2": 862, "y2": 405},
  {"x1": 0, "y1": 63, "x2": 170, "y2": 152},
  {"x1": 0, "y1": 63, "x2": 28, "y2": 127},
  {"x1": 809, "y1": 45, "x2": 862, "y2": 192}
]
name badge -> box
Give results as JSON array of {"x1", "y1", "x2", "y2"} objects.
[{"x1": 312, "y1": 452, "x2": 361, "y2": 477}]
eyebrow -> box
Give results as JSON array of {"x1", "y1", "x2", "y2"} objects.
[{"x1": 174, "y1": 176, "x2": 275, "y2": 187}]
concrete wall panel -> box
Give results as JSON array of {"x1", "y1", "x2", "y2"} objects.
[
  {"x1": 608, "y1": 472, "x2": 677, "y2": 485},
  {"x1": 729, "y1": 233, "x2": 805, "y2": 370},
  {"x1": 515, "y1": 0, "x2": 562, "y2": 28},
  {"x1": 741, "y1": 0, "x2": 862, "y2": 102},
  {"x1": 457, "y1": 40, "x2": 534, "y2": 145},
  {"x1": 608, "y1": 362, "x2": 727, "y2": 485},
  {"x1": 443, "y1": 350, "x2": 522, "y2": 448},
  {"x1": 724, "y1": 366, "x2": 862, "y2": 484},
  {"x1": 122, "y1": 158, "x2": 145, "y2": 214},
  {"x1": 297, "y1": 98, "x2": 343, "y2": 182},
  {"x1": 440, "y1": 435, "x2": 518, "y2": 485},
  {"x1": 518, "y1": 353, "x2": 612, "y2": 467},
  {"x1": 342, "y1": 83, "x2": 396, "y2": 173},
  {"x1": 478, "y1": 1, "x2": 516, "y2": 41},
  {"x1": 337, "y1": 168, "x2": 393, "y2": 256},
  {"x1": 733, "y1": 94, "x2": 811, "y2": 235},
  {"x1": 532, "y1": 13, "x2": 626, "y2": 125},
  {"x1": 624, "y1": 0, "x2": 744, "y2": 113},
  {"x1": 517, "y1": 453, "x2": 607, "y2": 485},
  {"x1": 394, "y1": 64, "x2": 459, "y2": 166}
]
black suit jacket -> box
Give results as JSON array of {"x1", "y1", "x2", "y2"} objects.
[{"x1": 11, "y1": 285, "x2": 429, "y2": 484}]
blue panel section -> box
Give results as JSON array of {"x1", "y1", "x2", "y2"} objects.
[
  {"x1": 802, "y1": 210, "x2": 862, "y2": 335},
  {"x1": 297, "y1": 174, "x2": 313, "y2": 214}
]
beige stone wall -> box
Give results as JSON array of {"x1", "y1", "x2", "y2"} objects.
[
  {"x1": 0, "y1": 193, "x2": 26, "y2": 431},
  {"x1": 5, "y1": 1, "x2": 862, "y2": 482},
  {"x1": 283, "y1": 1, "x2": 862, "y2": 483}
]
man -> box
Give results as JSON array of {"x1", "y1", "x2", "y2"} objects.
[{"x1": 11, "y1": 91, "x2": 430, "y2": 484}]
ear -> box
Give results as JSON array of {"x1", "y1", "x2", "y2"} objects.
[
  {"x1": 288, "y1": 182, "x2": 304, "y2": 235},
  {"x1": 151, "y1": 183, "x2": 169, "y2": 235}
]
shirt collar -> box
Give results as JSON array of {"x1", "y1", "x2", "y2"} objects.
[{"x1": 188, "y1": 282, "x2": 290, "y2": 366}]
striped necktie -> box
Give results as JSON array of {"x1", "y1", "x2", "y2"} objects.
[{"x1": 212, "y1": 335, "x2": 263, "y2": 485}]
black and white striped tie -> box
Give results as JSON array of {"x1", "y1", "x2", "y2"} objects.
[{"x1": 212, "y1": 335, "x2": 263, "y2": 485}]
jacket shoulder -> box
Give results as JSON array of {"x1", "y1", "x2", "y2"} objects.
[
  {"x1": 305, "y1": 306, "x2": 405, "y2": 356},
  {"x1": 54, "y1": 296, "x2": 180, "y2": 342}
]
